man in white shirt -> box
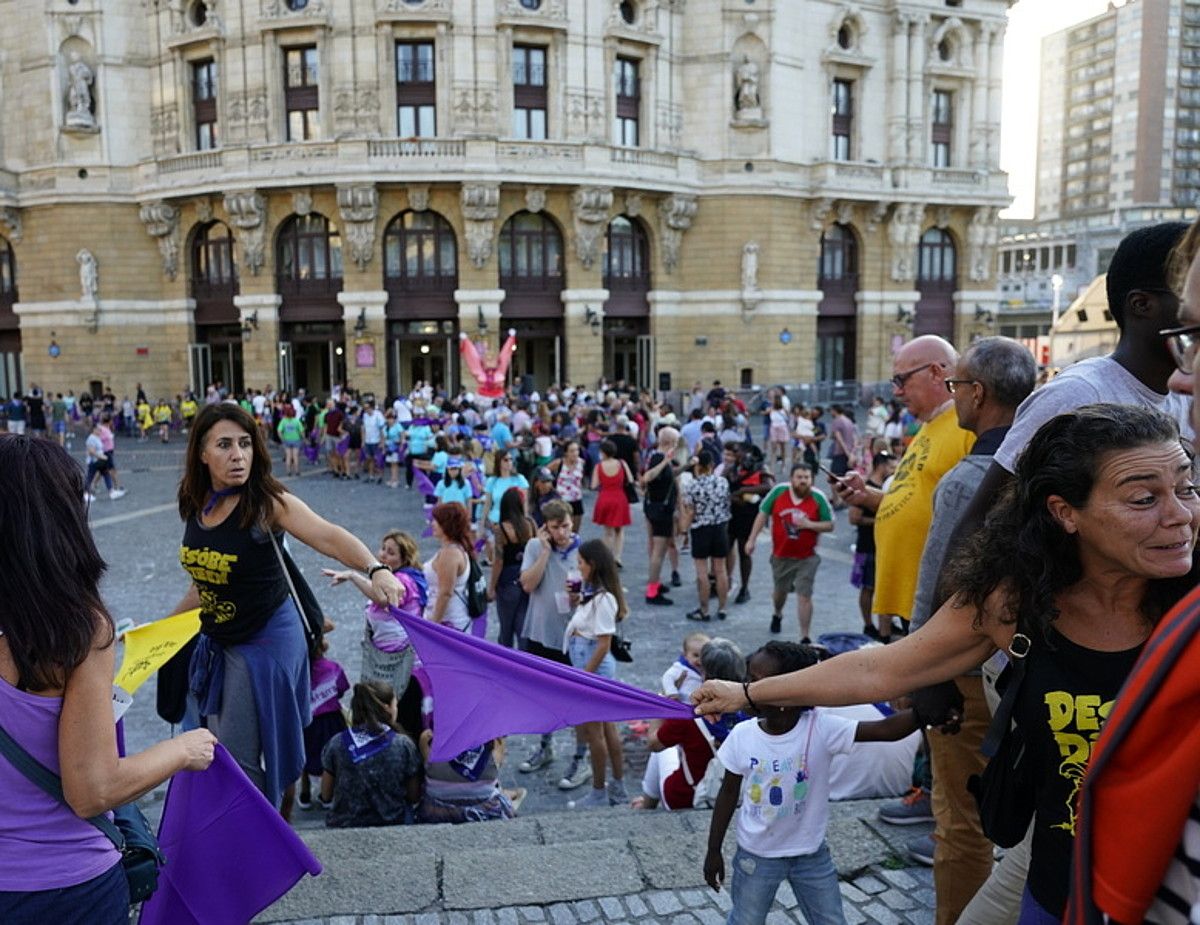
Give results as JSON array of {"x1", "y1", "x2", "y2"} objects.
[{"x1": 360, "y1": 400, "x2": 386, "y2": 483}]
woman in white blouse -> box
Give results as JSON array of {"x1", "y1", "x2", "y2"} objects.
[{"x1": 562, "y1": 538, "x2": 629, "y2": 810}]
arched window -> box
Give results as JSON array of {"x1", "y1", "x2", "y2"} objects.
[
  {"x1": 819, "y1": 223, "x2": 858, "y2": 284},
  {"x1": 918, "y1": 228, "x2": 957, "y2": 283},
  {"x1": 498, "y1": 211, "x2": 564, "y2": 303},
  {"x1": 603, "y1": 216, "x2": 649, "y2": 285},
  {"x1": 0, "y1": 236, "x2": 15, "y2": 304},
  {"x1": 383, "y1": 210, "x2": 457, "y2": 290},
  {"x1": 191, "y1": 221, "x2": 238, "y2": 323},
  {"x1": 277, "y1": 213, "x2": 343, "y2": 285}
]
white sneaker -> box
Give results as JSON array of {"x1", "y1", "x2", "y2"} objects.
[
  {"x1": 83, "y1": 492, "x2": 96, "y2": 503},
  {"x1": 109, "y1": 488, "x2": 127, "y2": 500},
  {"x1": 557, "y1": 754, "x2": 593, "y2": 790}
]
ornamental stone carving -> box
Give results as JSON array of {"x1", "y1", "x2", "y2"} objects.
[
  {"x1": 624, "y1": 193, "x2": 644, "y2": 218},
  {"x1": 888, "y1": 203, "x2": 925, "y2": 283},
  {"x1": 260, "y1": 0, "x2": 326, "y2": 18},
  {"x1": 292, "y1": 191, "x2": 313, "y2": 217},
  {"x1": 525, "y1": 188, "x2": 547, "y2": 214},
  {"x1": 0, "y1": 208, "x2": 23, "y2": 243},
  {"x1": 967, "y1": 207, "x2": 999, "y2": 283},
  {"x1": 337, "y1": 185, "x2": 379, "y2": 271},
  {"x1": 139, "y1": 201, "x2": 181, "y2": 280},
  {"x1": 194, "y1": 198, "x2": 214, "y2": 223},
  {"x1": 407, "y1": 186, "x2": 430, "y2": 212},
  {"x1": 498, "y1": 0, "x2": 565, "y2": 18},
  {"x1": 77, "y1": 249, "x2": 98, "y2": 302},
  {"x1": 571, "y1": 187, "x2": 614, "y2": 270},
  {"x1": 741, "y1": 241, "x2": 761, "y2": 311},
  {"x1": 223, "y1": 190, "x2": 267, "y2": 275},
  {"x1": 461, "y1": 183, "x2": 500, "y2": 269},
  {"x1": 65, "y1": 56, "x2": 97, "y2": 131},
  {"x1": 658, "y1": 194, "x2": 698, "y2": 273},
  {"x1": 809, "y1": 198, "x2": 835, "y2": 232},
  {"x1": 866, "y1": 200, "x2": 890, "y2": 232},
  {"x1": 378, "y1": 0, "x2": 450, "y2": 10}
]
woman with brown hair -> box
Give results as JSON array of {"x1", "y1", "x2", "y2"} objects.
[
  {"x1": 424, "y1": 502, "x2": 474, "y2": 631},
  {"x1": 174, "y1": 403, "x2": 401, "y2": 810}
]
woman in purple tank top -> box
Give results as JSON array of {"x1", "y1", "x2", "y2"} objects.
[{"x1": 0, "y1": 436, "x2": 216, "y2": 923}]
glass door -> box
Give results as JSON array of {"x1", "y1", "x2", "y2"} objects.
[
  {"x1": 278, "y1": 341, "x2": 295, "y2": 393},
  {"x1": 636, "y1": 334, "x2": 655, "y2": 393},
  {"x1": 188, "y1": 343, "x2": 212, "y2": 397}
]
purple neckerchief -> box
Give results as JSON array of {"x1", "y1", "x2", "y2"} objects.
[
  {"x1": 409, "y1": 416, "x2": 447, "y2": 427},
  {"x1": 342, "y1": 727, "x2": 395, "y2": 765},
  {"x1": 703, "y1": 711, "x2": 749, "y2": 744},
  {"x1": 202, "y1": 486, "x2": 243, "y2": 516},
  {"x1": 552, "y1": 534, "x2": 581, "y2": 562},
  {"x1": 677, "y1": 656, "x2": 696, "y2": 672},
  {"x1": 447, "y1": 744, "x2": 491, "y2": 781}
]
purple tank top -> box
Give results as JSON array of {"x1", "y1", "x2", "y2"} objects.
[{"x1": 0, "y1": 676, "x2": 121, "y2": 889}]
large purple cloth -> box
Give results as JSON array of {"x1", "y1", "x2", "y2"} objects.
[
  {"x1": 139, "y1": 745, "x2": 322, "y2": 925},
  {"x1": 393, "y1": 609, "x2": 693, "y2": 761}
]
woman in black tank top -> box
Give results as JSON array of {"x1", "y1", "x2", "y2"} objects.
[
  {"x1": 172, "y1": 404, "x2": 402, "y2": 812},
  {"x1": 694, "y1": 405, "x2": 1200, "y2": 921},
  {"x1": 489, "y1": 486, "x2": 535, "y2": 648}
]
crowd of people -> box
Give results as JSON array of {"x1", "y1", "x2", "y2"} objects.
[{"x1": 2, "y1": 221, "x2": 1200, "y2": 924}]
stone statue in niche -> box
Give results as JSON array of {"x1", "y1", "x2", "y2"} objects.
[
  {"x1": 77, "y1": 249, "x2": 98, "y2": 301},
  {"x1": 741, "y1": 241, "x2": 760, "y2": 293},
  {"x1": 65, "y1": 56, "x2": 97, "y2": 130},
  {"x1": 734, "y1": 56, "x2": 762, "y2": 118}
]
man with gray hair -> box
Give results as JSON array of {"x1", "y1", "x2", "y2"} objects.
[{"x1": 905, "y1": 336, "x2": 1037, "y2": 923}]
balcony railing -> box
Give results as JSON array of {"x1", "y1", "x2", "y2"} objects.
[
  {"x1": 367, "y1": 138, "x2": 466, "y2": 159},
  {"x1": 159, "y1": 151, "x2": 223, "y2": 174}
]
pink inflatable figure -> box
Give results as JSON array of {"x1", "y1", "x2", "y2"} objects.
[{"x1": 459, "y1": 328, "x2": 518, "y2": 399}]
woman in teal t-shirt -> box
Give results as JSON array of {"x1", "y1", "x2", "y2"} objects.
[
  {"x1": 277, "y1": 407, "x2": 304, "y2": 477},
  {"x1": 404, "y1": 420, "x2": 434, "y2": 490},
  {"x1": 481, "y1": 453, "x2": 528, "y2": 527}
]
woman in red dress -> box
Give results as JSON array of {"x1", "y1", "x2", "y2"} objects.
[{"x1": 590, "y1": 439, "x2": 635, "y2": 567}]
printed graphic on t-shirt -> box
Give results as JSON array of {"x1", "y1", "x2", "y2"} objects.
[
  {"x1": 743, "y1": 752, "x2": 809, "y2": 825},
  {"x1": 1043, "y1": 689, "x2": 1115, "y2": 836},
  {"x1": 180, "y1": 545, "x2": 239, "y2": 623}
]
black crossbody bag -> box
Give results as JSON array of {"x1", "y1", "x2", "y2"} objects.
[{"x1": 0, "y1": 721, "x2": 164, "y2": 904}]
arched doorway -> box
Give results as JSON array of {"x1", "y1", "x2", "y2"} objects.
[
  {"x1": 0, "y1": 236, "x2": 19, "y2": 398},
  {"x1": 817, "y1": 223, "x2": 859, "y2": 382},
  {"x1": 602, "y1": 215, "x2": 653, "y2": 390},
  {"x1": 188, "y1": 221, "x2": 243, "y2": 396},
  {"x1": 276, "y1": 213, "x2": 344, "y2": 396},
  {"x1": 916, "y1": 228, "x2": 957, "y2": 339},
  {"x1": 383, "y1": 209, "x2": 459, "y2": 397},
  {"x1": 499, "y1": 211, "x2": 565, "y2": 390}
]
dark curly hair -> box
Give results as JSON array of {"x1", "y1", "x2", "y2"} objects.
[
  {"x1": 944, "y1": 403, "x2": 1198, "y2": 643},
  {"x1": 750, "y1": 641, "x2": 821, "y2": 677}
]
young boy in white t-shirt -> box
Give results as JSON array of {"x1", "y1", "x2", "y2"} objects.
[{"x1": 704, "y1": 641, "x2": 920, "y2": 925}]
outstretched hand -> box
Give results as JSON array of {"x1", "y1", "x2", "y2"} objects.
[{"x1": 692, "y1": 679, "x2": 748, "y2": 717}]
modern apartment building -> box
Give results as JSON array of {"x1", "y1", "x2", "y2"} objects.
[{"x1": 0, "y1": 0, "x2": 1011, "y2": 401}]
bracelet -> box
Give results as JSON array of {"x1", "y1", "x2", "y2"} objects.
[
  {"x1": 742, "y1": 680, "x2": 759, "y2": 713},
  {"x1": 366, "y1": 562, "x2": 390, "y2": 578}
]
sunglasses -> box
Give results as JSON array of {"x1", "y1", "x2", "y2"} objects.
[
  {"x1": 944, "y1": 378, "x2": 978, "y2": 394},
  {"x1": 891, "y1": 363, "x2": 935, "y2": 388},
  {"x1": 1160, "y1": 323, "x2": 1200, "y2": 373}
]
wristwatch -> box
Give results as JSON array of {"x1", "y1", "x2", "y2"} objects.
[{"x1": 366, "y1": 562, "x2": 390, "y2": 578}]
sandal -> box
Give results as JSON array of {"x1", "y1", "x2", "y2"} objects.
[{"x1": 686, "y1": 609, "x2": 712, "y2": 622}]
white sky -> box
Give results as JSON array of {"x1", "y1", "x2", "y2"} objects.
[{"x1": 1001, "y1": 0, "x2": 1125, "y2": 217}]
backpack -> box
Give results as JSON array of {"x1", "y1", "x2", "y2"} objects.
[
  {"x1": 682, "y1": 718, "x2": 725, "y2": 809},
  {"x1": 462, "y1": 553, "x2": 488, "y2": 619}
]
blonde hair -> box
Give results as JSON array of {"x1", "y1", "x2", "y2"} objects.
[
  {"x1": 381, "y1": 530, "x2": 419, "y2": 570},
  {"x1": 1170, "y1": 217, "x2": 1200, "y2": 295}
]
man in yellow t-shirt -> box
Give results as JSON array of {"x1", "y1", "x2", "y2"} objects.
[{"x1": 836, "y1": 334, "x2": 975, "y2": 635}]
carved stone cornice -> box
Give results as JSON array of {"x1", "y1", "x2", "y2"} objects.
[
  {"x1": 461, "y1": 183, "x2": 500, "y2": 269},
  {"x1": 571, "y1": 186, "x2": 614, "y2": 270},
  {"x1": 138, "y1": 201, "x2": 181, "y2": 280},
  {"x1": 0, "y1": 207, "x2": 22, "y2": 243},
  {"x1": 222, "y1": 190, "x2": 267, "y2": 275},
  {"x1": 337, "y1": 184, "x2": 379, "y2": 271},
  {"x1": 658, "y1": 193, "x2": 697, "y2": 273}
]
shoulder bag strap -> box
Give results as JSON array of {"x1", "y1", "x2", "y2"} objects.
[
  {"x1": 268, "y1": 528, "x2": 317, "y2": 647},
  {"x1": 980, "y1": 632, "x2": 1031, "y2": 758},
  {"x1": 0, "y1": 720, "x2": 124, "y2": 849}
]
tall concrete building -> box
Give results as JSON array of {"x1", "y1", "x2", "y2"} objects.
[{"x1": 0, "y1": 0, "x2": 1010, "y2": 402}]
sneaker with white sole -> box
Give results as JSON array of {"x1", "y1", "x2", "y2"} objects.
[
  {"x1": 606, "y1": 778, "x2": 629, "y2": 805},
  {"x1": 878, "y1": 786, "x2": 933, "y2": 825},
  {"x1": 518, "y1": 743, "x2": 554, "y2": 773},
  {"x1": 568, "y1": 787, "x2": 610, "y2": 810},
  {"x1": 109, "y1": 488, "x2": 126, "y2": 500},
  {"x1": 557, "y1": 754, "x2": 593, "y2": 790},
  {"x1": 83, "y1": 492, "x2": 96, "y2": 503},
  {"x1": 907, "y1": 833, "x2": 935, "y2": 866}
]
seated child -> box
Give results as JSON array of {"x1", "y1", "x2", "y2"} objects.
[
  {"x1": 661, "y1": 631, "x2": 710, "y2": 702},
  {"x1": 297, "y1": 638, "x2": 349, "y2": 812},
  {"x1": 416, "y1": 730, "x2": 523, "y2": 824},
  {"x1": 320, "y1": 681, "x2": 422, "y2": 829},
  {"x1": 704, "y1": 642, "x2": 920, "y2": 925}
]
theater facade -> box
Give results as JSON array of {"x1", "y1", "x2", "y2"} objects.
[{"x1": 0, "y1": 0, "x2": 1010, "y2": 400}]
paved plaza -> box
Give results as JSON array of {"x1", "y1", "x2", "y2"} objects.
[{"x1": 90, "y1": 433, "x2": 938, "y2": 924}]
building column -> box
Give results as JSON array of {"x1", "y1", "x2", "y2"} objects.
[
  {"x1": 454, "y1": 288, "x2": 506, "y2": 392},
  {"x1": 953, "y1": 289, "x2": 1002, "y2": 349},
  {"x1": 337, "y1": 290, "x2": 388, "y2": 399},
  {"x1": 856, "y1": 290, "x2": 920, "y2": 382},
  {"x1": 234, "y1": 293, "x2": 281, "y2": 391},
  {"x1": 987, "y1": 26, "x2": 1004, "y2": 170},
  {"x1": 971, "y1": 31, "x2": 990, "y2": 169},
  {"x1": 890, "y1": 14, "x2": 911, "y2": 165},
  {"x1": 906, "y1": 15, "x2": 928, "y2": 164},
  {"x1": 562, "y1": 288, "x2": 608, "y2": 388}
]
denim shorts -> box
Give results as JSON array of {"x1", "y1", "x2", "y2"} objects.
[{"x1": 567, "y1": 634, "x2": 616, "y2": 679}]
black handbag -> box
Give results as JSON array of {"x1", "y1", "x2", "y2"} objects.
[
  {"x1": 966, "y1": 633, "x2": 1037, "y2": 849},
  {"x1": 611, "y1": 628, "x2": 633, "y2": 663},
  {"x1": 0, "y1": 721, "x2": 165, "y2": 904}
]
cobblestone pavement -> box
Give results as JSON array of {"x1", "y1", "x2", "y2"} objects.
[{"x1": 87, "y1": 433, "x2": 937, "y2": 924}]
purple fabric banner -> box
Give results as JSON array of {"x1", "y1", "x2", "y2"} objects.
[
  {"x1": 139, "y1": 745, "x2": 322, "y2": 925},
  {"x1": 392, "y1": 610, "x2": 692, "y2": 762}
]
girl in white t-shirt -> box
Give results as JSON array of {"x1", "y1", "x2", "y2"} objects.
[
  {"x1": 704, "y1": 642, "x2": 919, "y2": 925},
  {"x1": 562, "y1": 538, "x2": 629, "y2": 810}
]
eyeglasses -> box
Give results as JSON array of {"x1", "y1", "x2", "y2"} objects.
[
  {"x1": 891, "y1": 363, "x2": 935, "y2": 389},
  {"x1": 944, "y1": 378, "x2": 979, "y2": 395},
  {"x1": 1160, "y1": 322, "x2": 1200, "y2": 373}
]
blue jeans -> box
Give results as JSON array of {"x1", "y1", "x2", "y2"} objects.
[
  {"x1": 728, "y1": 843, "x2": 846, "y2": 925},
  {"x1": 0, "y1": 860, "x2": 128, "y2": 924},
  {"x1": 567, "y1": 634, "x2": 616, "y2": 678}
]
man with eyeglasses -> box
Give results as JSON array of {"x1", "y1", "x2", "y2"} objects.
[{"x1": 904, "y1": 337, "x2": 1037, "y2": 925}]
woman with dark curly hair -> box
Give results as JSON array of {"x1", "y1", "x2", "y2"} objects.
[
  {"x1": 173, "y1": 403, "x2": 402, "y2": 811},
  {"x1": 695, "y1": 403, "x2": 1200, "y2": 922}
]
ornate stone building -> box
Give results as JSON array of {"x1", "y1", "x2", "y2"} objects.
[{"x1": 0, "y1": 0, "x2": 1011, "y2": 400}]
